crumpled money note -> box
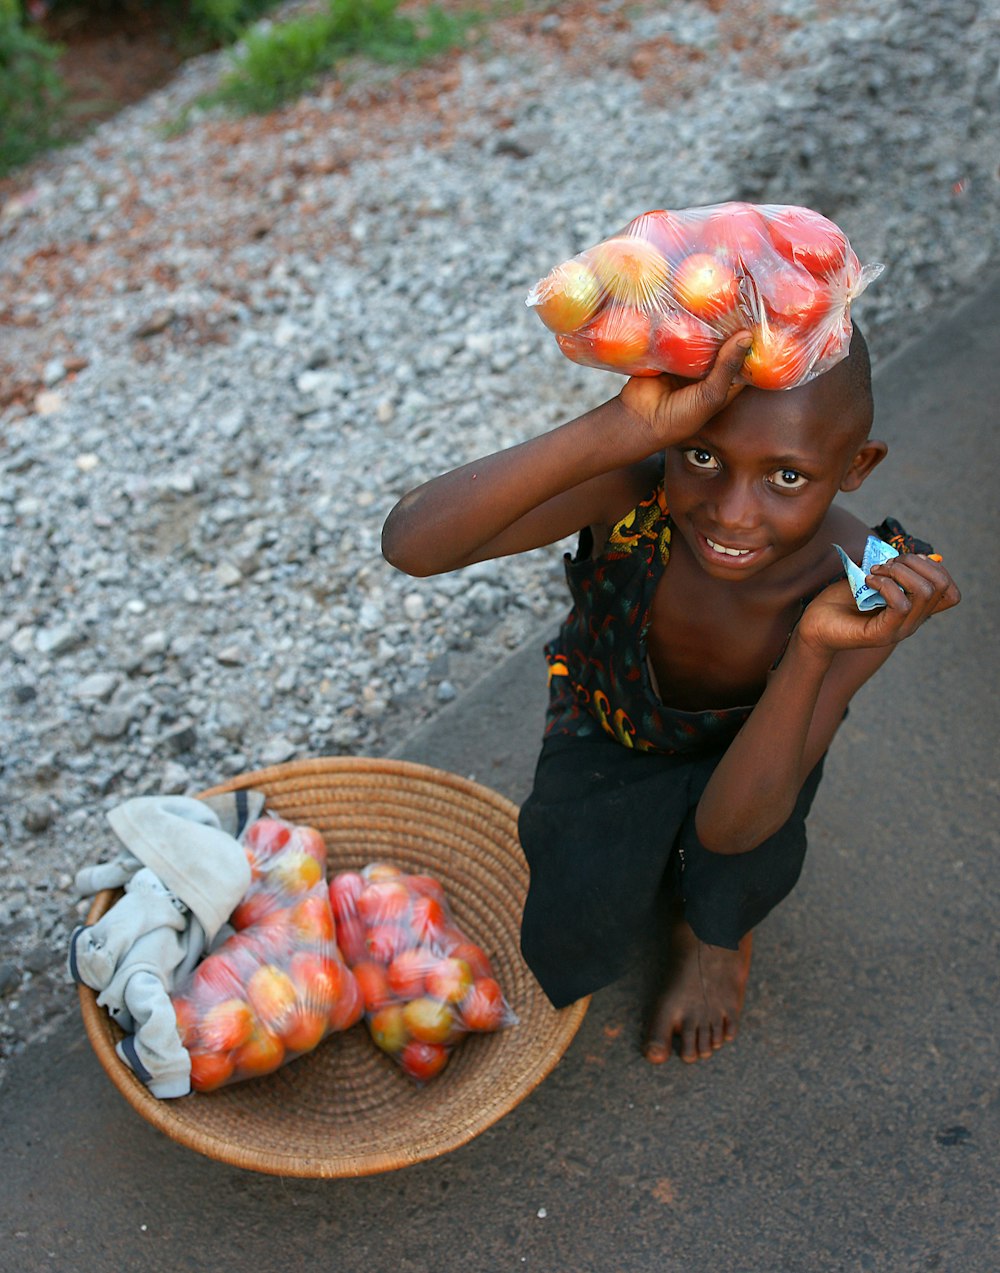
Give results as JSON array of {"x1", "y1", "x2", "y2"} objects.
[{"x1": 833, "y1": 534, "x2": 899, "y2": 611}]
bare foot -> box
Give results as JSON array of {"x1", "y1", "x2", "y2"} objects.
[{"x1": 644, "y1": 910, "x2": 752, "y2": 1064}]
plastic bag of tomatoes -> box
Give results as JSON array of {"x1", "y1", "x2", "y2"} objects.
[
  {"x1": 329, "y1": 863, "x2": 518, "y2": 1084},
  {"x1": 526, "y1": 202, "x2": 883, "y2": 390},
  {"x1": 171, "y1": 816, "x2": 363, "y2": 1092}
]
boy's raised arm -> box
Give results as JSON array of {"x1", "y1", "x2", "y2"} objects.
[{"x1": 382, "y1": 333, "x2": 752, "y2": 577}]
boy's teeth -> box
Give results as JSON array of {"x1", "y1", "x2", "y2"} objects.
[{"x1": 707, "y1": 538, "x2": 752, "y2": 557}]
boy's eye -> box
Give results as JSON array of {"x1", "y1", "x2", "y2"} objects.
[
  {"x1": 683, "y1": 448, "x2": 719, "y2": 470},
  {"x1": 769, "y1": 468, "x2": 807, "y2": 489}
]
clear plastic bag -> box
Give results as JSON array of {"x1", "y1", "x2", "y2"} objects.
[
  {"x1": 171, "y1": 816, "x2": 363, "y2": 1091},
  {"x1": 526, "y1": 202, "x2": 882, "y2": 390},
  {"x1": 329, "y1": 863, "x2": 518, "y2": 1083}
]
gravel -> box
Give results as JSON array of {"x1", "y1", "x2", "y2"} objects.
[{"x1": 1, "y1": 0, "x2": 997, "y2": 1085}]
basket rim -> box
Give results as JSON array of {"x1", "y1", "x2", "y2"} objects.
[{"x1": 79, "y1": 755, "x2": 590, "y2": 1177}]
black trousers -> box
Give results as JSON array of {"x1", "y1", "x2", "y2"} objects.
[{"x1": 518, "y1": 733, "x2": 827, "y2": 1009}]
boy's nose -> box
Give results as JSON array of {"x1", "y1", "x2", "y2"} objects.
[{"x1": 710, "y1": 481, "x2": 759, "y2": 533}]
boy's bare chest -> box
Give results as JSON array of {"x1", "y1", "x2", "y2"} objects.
[{"x1": 645, "y1": 563, "x2": 804, "y2": 711}]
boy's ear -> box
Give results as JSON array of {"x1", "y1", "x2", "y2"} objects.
[{"x1": 839, "y1": 439, "x2": 887, "y2": 492}]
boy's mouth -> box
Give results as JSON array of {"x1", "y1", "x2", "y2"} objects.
[
  {"x1": 694, "y1": 530, "x2": 767, "y2": 569},
  {"x1": 705, "y1": 536, "x2": 755, "y2": 558}
]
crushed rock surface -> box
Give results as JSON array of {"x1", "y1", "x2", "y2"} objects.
[{"x1": 1, "y1": 0, "x2": 997, "y2": 1083}]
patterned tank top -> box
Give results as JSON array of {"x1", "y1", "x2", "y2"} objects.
[{"x1": 543, "y1": 480, "x2": 933, "y2": 756}]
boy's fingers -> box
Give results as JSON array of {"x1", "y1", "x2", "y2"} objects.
[{"x1": 694, "y1": 332, "x2": 752, "y2": 410}]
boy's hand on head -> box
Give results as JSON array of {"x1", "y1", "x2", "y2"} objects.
[
  {"x1": 618, "y1": 331, "x2": 752, "y2": 453},
  {"x1": 798, "y1": 555, "x2": 961, "y2": 655}
]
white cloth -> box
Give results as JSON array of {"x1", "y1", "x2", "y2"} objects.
[{"x1": 71, "y1": 790, "x2": 265, "y2": 1098}]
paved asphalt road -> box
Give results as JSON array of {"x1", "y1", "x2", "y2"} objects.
[{"x1": 3, "y1": 279, "x2": 998, "y2": 1272}]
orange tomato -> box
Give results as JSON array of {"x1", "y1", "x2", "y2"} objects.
[
  {"x1": 281, "y1": 1009, "x2": 328, "y2": 1055},
  {"x1": 425, "y1": 957, "x2": 473, "y2": 1005},
  {"x1": 369, "y1": 1003, "x2": 409, "y2": 1055},
  {"x1": 199, "y1": 997, "x2": 255, "y2": 1053},
  {"x1": 246, "y1": 964, "x2": 297, "y2": 1033},
  {"x1": 586, "y1": 236, "x2": 670, "y2": 308},
  {"x1": 742, "y1": 325, "x2": 810, "y2": 391},
  {"x1": 533, "y1": 258, "x2": 603, "y2": 334},
  {"x1": 289, "y1": 825, "x2": 327, "y2": 868},
  {"x1": 232, "y1": 1024, "x2": 285, "y2": 1078},
  {"x1": 288, "y1": 894, "x2": 336, "y2": 945},
  {"x1": 671, "y1": 252, "x2": 741, "y2": 323},
  {"x1": 327, "y1": 969, "x2": 365, "y2": 1032},
  {"x1": 402, "y1": 996, "x2": 456, "y2": 1045},
  {"x1": 189, "y1": 1048, "x2": 236, "y2": 1092}
]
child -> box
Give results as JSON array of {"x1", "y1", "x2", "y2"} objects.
[{"x1": 381, "y1": 327, "x2": 960, "y2": 1065}]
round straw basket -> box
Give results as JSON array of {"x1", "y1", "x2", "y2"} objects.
[{"x1": 78, "y1": 756, "x2": 589, "y2": 1177}]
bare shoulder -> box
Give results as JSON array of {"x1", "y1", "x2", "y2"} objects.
[
  {"x1": 825, "y1": 503, "x2": 875, "y2": 559},
  {"x1": 599, "y1": 454, "x2": 665, "y2": 530}
]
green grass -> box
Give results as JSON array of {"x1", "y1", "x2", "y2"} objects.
[{"x1": 197, "y1": 0, "x2": 487, "y2": 117}]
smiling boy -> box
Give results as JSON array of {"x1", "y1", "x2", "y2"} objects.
[{"x1": 382, "y1": 328, "x2": 960, "y2": 1063}]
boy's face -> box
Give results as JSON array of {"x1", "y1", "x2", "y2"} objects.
[{"x1": 663, "y1": 370, "x2": 882, "y2": 581}]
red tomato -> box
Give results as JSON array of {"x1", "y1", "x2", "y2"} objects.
[
  {"x1": 230, "y1": 888, "x2": 278, "y2": 931},
  {"x1": 741, "y1": 324, "x2": 811, "y2": 390},
  {"x1": 328, "y1": 871, "x2": 363, "y2": 923},
  {"x1": 406, "y1": 873, "x2": 446, "y2": 903},
  {"x1": 761, "y1": 265, "x2": 833, "y2": 328},
  {"x1": 671, "y1": 252, "x2": 741, "y2": 323},
  {"x1": 233, "y1": 1024, "x2": 285, "y2": 1078},
  {"x1": 408, "y1": 894, "x2": 446, "y2": 945},
  {"x1": 627, "y1": 208, "x2": 689, "y2": 263},
  {"x1": 461, "y1": 977, "x2": 507, "y2": 1032},
  {"x1": 533, "y1": 258, "x2": 603, "y2": 334},
  {"x1": 335, "y1": 914, "x2": 368, "y2": 966},
  {"x1": 649, "y1": 309, "x2": 720, "y2": 379},
  {"x1": 357, "y1": 880, "x2": 410, "y2": 925},
  {"x1": 698, "y1": 202, "x2": 769, "y2": 267},
  {"x1": 576, "y1": 305, "x2": 654, "y2": 370},
  {"x1": 387, "y1": 947, "x2": 435, "y2": 999},
  {"x1": 766, "y1": 206, "x2": 848, "y2": 277},
  {"x1": 365, "y1": 922, "x2": 408, "y2": 965},
  {"x1": 353, "y1": 960, "x2": 393, "y2": 1011},
  {"x1": 243, "y1": 818, "x2": 291, "y2": 857},
  {"x1": 189, "y1": 1048, "x2": 236, "y2": 1092},
  {"x1": 447, "y1": 939, "x2": 493, "y2": 980},
  {"x1": 399, "y1": 1040, "x2": 450, "y2": 1083},
  {"x1": 190, "y1": 952, "x2": 243, "y2": 1005}
]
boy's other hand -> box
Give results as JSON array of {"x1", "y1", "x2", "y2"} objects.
[
  {"x1": 798, "y1": 554, "x2": 961, "y2": 655},
  {"x1": 618, "y1": 331, "x2": 752, "y2": 452}
]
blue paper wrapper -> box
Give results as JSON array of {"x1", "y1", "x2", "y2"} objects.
[{"x1": 833, "y1": 535, "x2": 899, "y2": 611}]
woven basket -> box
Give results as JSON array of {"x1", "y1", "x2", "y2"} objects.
[{"x1": 78, "y1": 756, "x2": 588, "y2": 1177}]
